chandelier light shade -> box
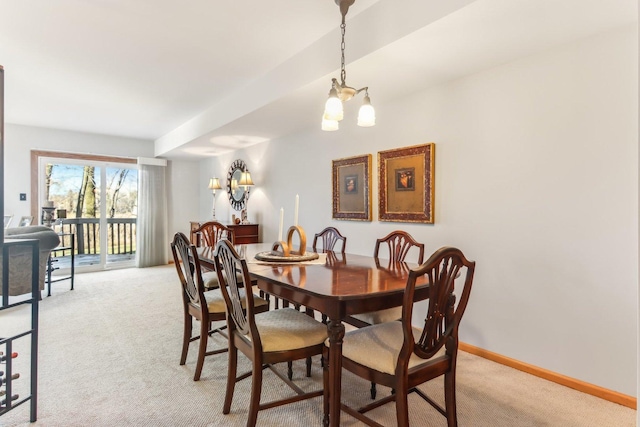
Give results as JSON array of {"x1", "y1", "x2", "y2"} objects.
[
  {"x1": 357, "y1": 94, "x2": 375, "y2": 127},
  {"x1": 322, "y1": 0, "x2": 375, "y2": 131},
  {"x1": 322, "y1": 117, "x2": 340, "y2": 131}
]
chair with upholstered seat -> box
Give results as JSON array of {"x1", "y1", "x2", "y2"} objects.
[
  {"x1": 213, "y1": 239, "x2": 327, "y2": 427},
  {"x1": 344, "y1": 230, "x2": 424, "y2": 399},
  {"x1": 312, "y1": 226, "x2": 347, "y2": 253},
  {"x1": 171, "y1": 232, "x2": 268, "y2": 381},
  {"x1": 345, "y1": 230, "x2": 424, "y2": 328},
  {"x1": 323, "y1": 246, "x2": 476, "y2": 427},
  {"x1": 193, "y1": 221, "x2": 236, "y2": 290},
  {"x1": 312, "y1": 226, "x2": 347, "y2": 325}
]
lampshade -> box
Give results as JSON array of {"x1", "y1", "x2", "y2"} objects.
[
  {"x1": 323, "y1": 88, "x2": 344, "y2": 121},
  {"x1": 357, "y1": 95, "x2": 376, "y2": 127},
  {"x1": 208, "y1": 177, "x2": 222, "y2": 190},
  {"x1": 239, "y1": 171, "x2": 254, "y2": 187},
  {"x1": 322, "y1": 116, "x2": 339, "y2": 131}
]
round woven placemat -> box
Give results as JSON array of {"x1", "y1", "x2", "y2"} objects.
[{"x1": 254, "y1": 251, "x2": 319, "y2": 263}]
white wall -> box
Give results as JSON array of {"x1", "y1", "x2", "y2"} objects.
[
  {"x1": 167, "y1": 158, "x2": 201, "y2": 240},
  {"x1": 205, "y1": 26, "x2": 638, "y2": 395}
]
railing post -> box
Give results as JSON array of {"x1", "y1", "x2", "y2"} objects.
[{"x1": 76, "y1": 221, "x2": 85, "y2": 254}]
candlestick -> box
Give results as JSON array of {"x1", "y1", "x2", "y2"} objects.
[
  {"x1": 278, "y1": 207, "x2": 284, "y2": 242},
  {"x1": 294, "y1": 194, "x2": 299, "y2": 226}
]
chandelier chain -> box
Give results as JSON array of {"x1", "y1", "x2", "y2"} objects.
[{"x1": 340, "y1": 16, "x2": 346, "y2": 86}]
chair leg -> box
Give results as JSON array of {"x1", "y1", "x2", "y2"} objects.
[
  {"x1": 247, "y1": 357, "x2": 264, "y2": 427},
  {"x1": 444, "y1": 371, "x2": 458, "y2": 427},
  {"x1": 370, "y1": 382, "x2": 377, "y2": 399},
  {"x1": 180, "y1": 313, "x2": 192, "y2": 365},
  {"x1": 193, "y1": 319, "x2": 209, "y2": 381},
  {"x1": 223, "y1": 344, "x2": 238, "y2": 414},
  {"x1": 395, "y1": 384, "x2": 410, "y2": 427},
  {"x1": 322, "y1": 347, "x2": 330, "y2": 427},
  {"x1": 306, "y1": 356, "x2": 312, "y2": 377},
  {"x1": 288, "y1": 361, "x2": 293, "y2": 380}
]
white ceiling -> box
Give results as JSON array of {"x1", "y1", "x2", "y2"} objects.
[{"x1": 0, "y1": 0, "x2": 636, "y2": 159}]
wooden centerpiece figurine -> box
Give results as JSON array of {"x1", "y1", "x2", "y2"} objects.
[
  {"x1": 255, "y1": 198, "x2": 319, "y2": 262},
  {"x1": 272, "y1": 225, "x2": 306, "y2": 257}
]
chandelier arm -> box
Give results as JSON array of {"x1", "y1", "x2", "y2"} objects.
[{"x1": 353, "y1": 87, "x2": 368, "y2": 96}]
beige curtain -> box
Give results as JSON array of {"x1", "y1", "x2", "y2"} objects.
[{"x1": 136, "y1": 159, "x2": 168, "y2": 267}]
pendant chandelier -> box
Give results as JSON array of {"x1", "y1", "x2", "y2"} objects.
[{"x1": 322, "y1": 0, "x2": 375, "y2": 131}]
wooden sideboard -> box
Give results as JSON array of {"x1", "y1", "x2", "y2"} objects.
[{"x1": 189, "y1": 221, "x2": 259, "y2": 245}]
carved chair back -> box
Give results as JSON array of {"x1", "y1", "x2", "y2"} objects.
[
  {"x1": 374, "y1": 230, "x2": 424, "y2": 265},
  {"x1": 171, "y1": 232, "x2": 206, "y2": 315},
  {"x1": 213, "y1": 239, "x2": 259, "y2": 343},
  {"x1": 195, "y1": 221, "x2": 235, "y2": 247},
  {"x1": 401, "y1": 246, "x2": 475, "y2": 364},
  {"x1": 312, "y1": 227, "x2": 347, "y2": 253}
]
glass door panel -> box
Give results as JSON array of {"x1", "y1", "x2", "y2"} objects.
[
  {"x1": 43, "y1": 158, "x2": 138, "y2": 271},
  {"x1": 105, "y1": 166, "x2": 138, "y2": 265},
  {"x1": 46, "y1": 162, "x2": 102, "y2": 269}
]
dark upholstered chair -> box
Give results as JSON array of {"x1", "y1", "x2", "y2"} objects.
[
  {"x1": 2, "y1": 226, "x2": 60, "y2": 296},
  {"x1": 344, "y1": 230, "x2": 424, "y2": 399},
  {"x1": 323, "y1": 247, "x2": 476, "y2": 427},
  {"x1": 213, "y1": 239, "x2": 327, "y2": 426},
  {"x1": 171, "y1": 232, "x2": 268, "y2": 381}
]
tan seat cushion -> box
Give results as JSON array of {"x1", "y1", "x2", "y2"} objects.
[
  {"x1": 203, "y1": 288, "x2": 269, "y2": 314},
  {"x1": 351, "y1": 307, "x2": 402, "y2": 325},
  {"x1": 333, "y1": 321, "x2": 444, "y2": 375},
  {"x1": 248, "y1": 308, "x2": 328, "y2": 353},
  {"x1": 202, "y1": 270, "x2": 246, "y2": 290},
  {"x1": 202, "y1": 271, "x2": 221, "y2": 290}
]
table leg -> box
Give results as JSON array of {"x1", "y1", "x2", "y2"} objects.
[{"x1": 326, "y1": 318, "x2": 345, "y2": 427}]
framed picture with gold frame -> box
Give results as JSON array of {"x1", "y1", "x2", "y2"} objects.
[
  {"x1": 378, "y1": 143, "x2": 435, "y2": 223},
  {"x1": 332, "y1": 154, "x2": 372, "y2": 221}
]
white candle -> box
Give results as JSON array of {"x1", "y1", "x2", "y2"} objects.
[
  {"x1": 294, "y1": 194, "x2": 299, "y2": 226},
  {"x1": 278, "y1": 208, "x2": 284, "y2": 242}
]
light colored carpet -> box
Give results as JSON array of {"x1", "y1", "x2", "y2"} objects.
[{"x1": 0, "y1": 265, "x2": 636, "y2": 426}]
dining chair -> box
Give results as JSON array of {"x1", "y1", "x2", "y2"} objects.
[
  {"x1": 312, "y1": 226, "x2": 347, "y2": 325},
  {"x1": 346, "y1": 230, "x2": 424, "y2": 328},
  {"x1": 171, "y1": 232, "x2": 268, "y2": 381},
  {"x1": 213, "y1": 239, "x2": 327, "y2": 427},
  {"x1": 194, "y1": 221, "x2": 238, "y2": 290},
  {"x1": 312, "y1": 226, "x2": 347, "y2": 253},
  {"x1": 194, "y1": 220, "x2": 235, "y2": 247},
  {"x1": 323, "y1": 246, "x2": 476, "y2": 427},
  {"x1": 344, "y1": 230, "x2": 424, "y2": 399}
]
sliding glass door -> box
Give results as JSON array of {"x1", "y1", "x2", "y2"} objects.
[{"x1": 40, "y1": 156, "x2": 138, "y2": 271}]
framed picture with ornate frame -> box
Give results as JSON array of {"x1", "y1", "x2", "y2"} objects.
[
  {"x1": 378, "y1": 143, "x2": 435, "y2": 224},
  {"x1": 332, "y1": 154, "x2": 372, "y2": 221}
]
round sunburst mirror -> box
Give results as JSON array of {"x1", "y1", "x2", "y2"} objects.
[{"x1": 226, "y1": 159, "x2": 249, "y2": 211}]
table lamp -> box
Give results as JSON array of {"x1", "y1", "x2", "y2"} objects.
[
  {"x1": 239, "y1": 171, "x2": 254, "y2": 223},
  {"x1": 208, "y1": 177, "x2": 222, "y2": 219}
]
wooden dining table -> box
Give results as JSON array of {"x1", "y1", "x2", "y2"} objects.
[{"x1": 198, "y1": 242, "x2": 429, "y2": 427}]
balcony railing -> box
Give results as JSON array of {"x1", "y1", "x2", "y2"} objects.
[{"x1": 54, "y1": 218, "x2": 136, "y2": 256}]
